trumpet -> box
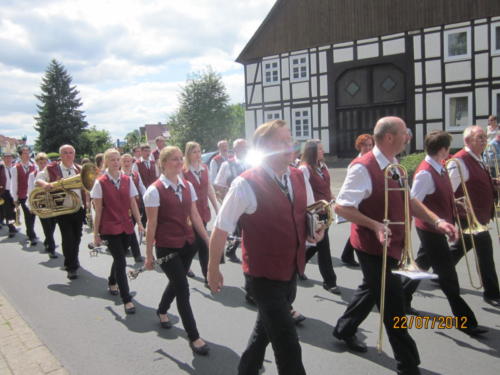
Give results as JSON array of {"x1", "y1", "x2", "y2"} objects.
[
  {"x1": 445, "y1": 158, "x2": 485, "y2": 290},
  {"x1": 128, "y1": 253, "x2": 179, "y2": 280},
  {"x1": 377, "y1": 164, "x2": 437, "y2": 353}
]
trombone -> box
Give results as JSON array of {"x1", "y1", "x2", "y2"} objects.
[
  {"x1": 444, "y1": 158, "x2": 485, "y2": 290},
  {"x1": 483, "y1": 144, "x2": 500, "y2": 237},
  {"x1": 377, "y1": 164, "x2": 437, "y2": 353}
]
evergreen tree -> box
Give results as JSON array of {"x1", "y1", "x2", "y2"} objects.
[{"x1": 34, "y1": 59, "x2": 88, "y2": 153}]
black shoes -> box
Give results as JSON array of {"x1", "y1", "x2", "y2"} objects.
[
  {"x1": 291, "y1": 310, "x2": 306, "y2": 325},
  {"x1": 134, "y1": 256, "x2": 144, "y2": 263},
  {"x1": 323, "y1": 283, "x2": 341, "y2": 295},
  {"x1": 406, "y1": 307, "x2": 420, "y2": 316},
  {"x1": 341, "y1": 258, "x2": 360, "y2": 267},
  {"x1": 483, "y1": 296, "x2": 500, "y2": 307},
  {"x1": 124, "y1": 304, "x2": 136, "y2": 315},
  {"x1": 156, "y1": 311, "x2": 172, "y2": 329},
  {"x1": 108, "y1": 285, "x2": 119, "y2": 296},
  {"x1": 460, "y1": 326, "x2": 488, "y2": 337},
  {"x1": 67, "y1": 270, "x2": 78, "y2": 280},
  {"x1": 298, "y1": 273, "x2": 308, "y2": 281},
  {"x1": 227, "y1": 254, "x2": 241, "y2": 263},
  {"x1": 189, "y1": 341, "x2": 209, "y2": 356},
  {"x1": 187, "y1": 270, "x2": 195, "y2": 278},
  {"x1": 332, "y1": 330, "x2": 367, "y2": 353},
  {"x1": 48, "y1": 252, "x2": 58, "y2": 259},
  {"x1": 245, "y1": 294, "x2": 256, "y2": 306},
  {"x1": 29, "y1": 238, "x2": 37, "y2": 246}
]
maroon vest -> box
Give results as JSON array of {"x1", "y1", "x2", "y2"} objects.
[
  {"x1": 136, "y1": 160, "x2": 157, "y2": 187},
  {"x1": 152, "y1": 149, "x2": 160, "y2": 161},
  {"x1": 183, "y1": 164, "x2": 210, "y2": 223},
  {"x1": 307, "y1": 164, "x2": 332, "y2": 201},
  {"x1": 15, "y1": 163, "x2": 35, "y2": 199},
  {"x1": 350, "y1": 152, "x2": 405, "y2": 260},
  {"x1": 154, "y1": 179, "x2": 195, "y2": 248},
  {"x1": 239, "y1": 167, "x2": 307, "y2": 281},
  {"x1": 98, "y1": 174, "x2": 134, "y2": 235},
  {"x1": 213, "y1": 154, "x2": 225, "y2": 168},
  {"x1": 414, "y1": 160, "x2": 455, "y2": 233},
  {"x1": 453, "y1": 149, "x2": 495, "y2": 225}
]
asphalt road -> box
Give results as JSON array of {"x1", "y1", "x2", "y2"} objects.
[{"x1": 0, "y1": 166, "x2": 499, "y2": 375}]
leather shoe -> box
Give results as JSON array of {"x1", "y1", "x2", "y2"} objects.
[
  {"x1": 406, "y1": 307, "x2": 420, "y2": 316},
  {"x1": 341, "y1": 258, "x2": 360, "y2": 267},
  {"x1": 333, "y1": 330, "x2": 367, "y2": 353},
  {"x1": 67, "y1": 270, "x2": 78, "y2": 280},
  {"x1": 134, "y1": 256, "x2": 144, "y2": 263},
  {"x1": 187, "y1": 270, "x2": 195, "y2": 278},
  {"x1": 124, "y1": 304, "x2": 136, "y2": 315},
  {"x1": 8, "y1": 232, "x2": 15, "y2": 238},
  {"x1": 291, "y1": 310, "x2": 306, "y2": 324},
  {"x1": 227, "y1": 254, "x2": 241, "y2": 263},
  {"x1": 48, "y1": 252, "x2": 58, "y2": 259},
  {"x1": 156, "y1": 311, "x2": 172, "y2": 329},
  {"x1": 29, "y1": 239, "x2": 37, "y2": 246},
  {"x1": 298, "y1": 273, "x2": 308, "y2": 281},
  {"x1": 323, "y1": 283, "x2": 341, "y2": 295},
  {"x1": 245, "y1": 294, "x2": 256, "y2": 306},
  {"x1": 108, "y1": 285, "x2": 119, "y2": 296},
  {"x1": 483, "y1": 296, "x2": 500, "y2": 307},
  {"x1": 189, "y1": 341, "x2": 209, "y2": 356},
  {"x1": 460, "y1": 326, "x2": 488, "y2": 337}
]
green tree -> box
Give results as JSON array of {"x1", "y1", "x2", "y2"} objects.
[
  {"x1": 34, "y1": 59, "x2": 88, "y2": 153},
  {"x1": 168, "y1": 68, "x2": 240, "y2": 150},
  {"x1": 124, "y1": 129, "x2": 145, "y2": 153},
  {"x1": 79, "y1": 126, "x2": 114, "y2": 158},
  {"x1": 228, "y1": 103, "x2": 245, "y2": 139}
]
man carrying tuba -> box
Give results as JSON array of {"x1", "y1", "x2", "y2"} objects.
[{"x1": 35, "y1": 144, "x2": 87, "y2": 280}]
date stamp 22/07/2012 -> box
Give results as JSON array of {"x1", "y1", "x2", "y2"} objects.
[{"x1": 393, "y1": 316, "x2": 467, "y2": 329}]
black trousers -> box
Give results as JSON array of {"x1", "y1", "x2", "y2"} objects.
[
  {"x1": 449, "y1": 221, "x2": 500, "y2": 299},
  {"x1": 128, "y1": 216, "x2": 141, "y2": 259},
  {"x1": 156, "y1": 243, "x2": 200, "y2": 342},
  {"x1": 18, "y1": 198, "x2": 36, "y2": 240},
  {"x1": 305, "y1": 228, "x2": 337, "y2": 287},
  {"x1": 341, "y1": 238, "x2": 357, "y2": 263},
  {"x1": 238, "y1": 275, "x2": 305, "y2": 375},
  {"x1": 226, "y1": 223, "x2": 241, "y2": 256},
  {"x1": 193, "y1": 222, "x2": 208, "y2": 282},
  {"x1": 40, "y1": 217, "x2": 56, "y2": 253},
  {"x1": 403, "y1": 228, "x2": 478, "y2": 327},
  {"x1": 2, "y1": 191, "x2": 16, "y2": 222},
  {"x1": 334, "y1": 250, "x2": 420, "y2": 375},
  {"x1": 102, "y1": 233, "x2": 132, "y2": 304},
  {"x1": 56, "y1": 208, "x2": 84, "y2": 272}
]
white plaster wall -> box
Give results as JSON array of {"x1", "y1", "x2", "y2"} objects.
[
  {"x1": 475, "y1": 87, "x2": 489, "y2": 116},
  {"x1": 245, "y1": 110, "x2": 255, "y2": 139},
  {"x1": 246, "y1": 64, "x2": 257, "y2": 84},
  {"x1": 493, "y1": 57, "x2": 500, "y2": 77},
  {"x1": 251, "y1": 84, "x2": 262, "y2": 104},
  {"x1": 319, "y1": 75, "x2": 328, "y2": 96},
  {"x1": 475, "y1": 53, "x2": 489, "y2": 79},
  {"x1": 415, "y1": 94, "x2": 423, "y2": 120},
  {"x1": 319, "y1": 51, "x2": 328, "y2": 73},
  {"x1": 292, "y1": 82, "x2": 309, "y2": 99},
  {"x1": 333, "y1": 47, "x2": 354, "y2": 63},
  {"x1": 282, "y1": 80, "x2": 290, "y2": 101},
  {"x1": 383, "y1": 38, "x2": 405, "y2": 56},
  {"x1": 358, "y1": 43, "x2": 379, "y2": 59},
  {"x1": 425, "y1": 60, "x2": 442, "y2": 84},
  {"x1": 445, "y1": 61, "x2": 471, "y2": 82},
  {"x1": 310, "y1": 53, "x2": 317, "y2": 75},
  {"x1": 255, "y1": 63, "x2": 261, "y2": 83},
  {"x1": 427, "y1": 122, "x2": 443, "y2": 133},
  {"x1": 321, "y1": 129, "x2": 330, "y2": 153},
  {"x1": 413, "y1": 35, "x2": 422, "y2": 60},
  {"x1": 474, "y1": 24, "x2": 489, "y2": 51},
  {"x1": 425, "y1": 33, "x2": 441, "y2": 58},
  {"x1": 426, "y1": 92, "x2": 443, "y2": 119},
  {"x1": 284, "y1": 106, "x2": 291, "y2": 127},
  {"x1": 246, "y1": 86, "x2": 253, "y2": 103},
  {"x1": 321, "y1": 103, "x2": 329, "y2": 128},
  {"x1": 264, "y1": 85, "x2": 281, "y2": 103},
  {"x1": 281, "y1": 57, "x2": 289, "y2": 79},
  {"x1": 311, "y1": 76, "x2": 318, "y2": 98},
  {"x1": 256, "y1": 109, "x2": 263, "y2": 127},
  {"x1": 312, "y1": 104, "x2": 319, "y2": 130},
  {"x1": 414, "y1": 62, "x2": 422, "y2": 86},
  {"x1": 450, "y1": 133, "x2": 463, "y2": 149},
  {"x1": 415, "y1": 123, "x2": 423, "y2": 149}
]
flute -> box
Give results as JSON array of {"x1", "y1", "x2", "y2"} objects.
[
  {"x1": 128, "y1": 253, "x2": 178, "y2": 280},
  {"x1": 88, "y1": 241, "x2": 109, "y2": 257}
]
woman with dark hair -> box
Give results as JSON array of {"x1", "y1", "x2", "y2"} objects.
[
  {"x1": 299, "y1": 139, "x2": 340, "y2": 294},
  {"x1": 339, "y1": 134, "x2": 374, "y2": 267}
]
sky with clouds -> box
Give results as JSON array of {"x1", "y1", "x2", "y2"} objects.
[{"x1": 0, "y1": 0, "x2": 275, "y2": 143}]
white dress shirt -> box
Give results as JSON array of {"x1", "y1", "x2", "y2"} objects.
[
  {"x1": 336, "y1": 146, "x2": 398, "y2": 209},
  {"x1": 122, "y1": 170, "x2": 146, "y2": 196},
  {"x1": 209, "y1": 156, "x2": 226, "y2": 183},
  {"x1": 10, "y1": 162, "x2": 35, "y2": 201},
  {"x1": 90, "y1": 171, "x2": 139, "y2": 199},
  {"x1": 446, "y1": 147, "x2": 487, "y2": 193},
  {"x1": 131, "y1": 157, "x2": 160, "y2": 178},
  {"x1": 2, "y1": 164, "x2": 12, "y2": 191},
  {"x1": 410, "y1": 155, "x2": 446, "y2": 201},
  {"x1": 143, "y1": 174, "x2": 197, "y2": 207},
  {"x1": 183, "y1": 164, "x2": 205, "y2": 184},
  {"x1": 214, "y1": 157, "x2": 248, "y2": 188},
  {"x1": 214, "y1": 164, "x2": 315, "y2": 234}
]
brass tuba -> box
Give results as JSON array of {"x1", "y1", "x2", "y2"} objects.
[{"x1": 29, "y1": 163, "x2": 97, "y2": 219}]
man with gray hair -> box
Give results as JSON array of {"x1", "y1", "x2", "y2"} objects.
[
  {"x1": 447, "y1": 125, "x2": 500, "y2": 307},
  {"x1": 333, "y1": 117, "x2": 456, "y2": 374},
  {"x1": 209, "y1": 139, "x2": 230, "y2": 184}
]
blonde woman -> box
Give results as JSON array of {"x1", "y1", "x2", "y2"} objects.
[
  {"x1": 144, "y1": 146, "x2": 210, "y2": 355},
  {"x1": 91, "y1": 149, "x2": 144, "y2": 314}
]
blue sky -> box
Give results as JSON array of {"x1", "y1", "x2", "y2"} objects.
[{"x1": 0, "y1": 0, "x2": 275, "y2": 143}]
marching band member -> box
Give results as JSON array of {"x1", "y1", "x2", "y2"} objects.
[
  {"x1": 209, "y1": 139, "x2": 230, "y2": 184},
  {"x1": 132, "y1": 143, "x2": 159, "y2": 226},
  {"x1": 36, "y1": 144, "x2": 86, "y2": 280},
  {"x1": 403, "y1": 131, "x2": 486, "y2": 336},
  {"x1": 94, "y1": 153, "x2": 104, "y2": 176},
  {"x1": 487, "y1": 115, "x2": 498, "y2": 143},
  {"x1": 447, "y1": 125, "x2": 500, "y2": 307},
  {"x1": 144, "y1": 146, "x2": 210, "y2": 356},
  {"x1": 132, "y1": 146, "x2": 142, "y2": 162},
  {"x1": 1, "y1": 151, "x2": 17, "y2": 237},
  {"x1": 91, "y1": 148, "x2": 144, "y2": 314},
  {"x1": 214, "y1": 138, "x2": 248, "y2": 263},
  {"x1": 298, "y1": 139, "x2": 340, "y2": 294},
  {"x1": 152, "y1": 136, "x2": 166, "y2": 162},
  {"x1": 28, "y1": 152, "x2": 57, "y2": 258},
  {"x1": 11, "y1": 145, "x2": 36, "y2": 245},
  {"x1": 333, "y1": 117, "x2": 456, "y2": 375},
  {"x1": 120, "y1": 153, "x2": 146, "y2": 263},
  {"x1": 340, "y1": 134, "x2": 374, "y2": 267},
  {"x1": 208, "y1": 120, "x2": 320, "y2": 375},
  {"x1": 182, "y1": 141, "x2": 219, "y2": 285}
]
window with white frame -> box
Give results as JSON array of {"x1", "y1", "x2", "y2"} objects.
[
  {"x1": 491, "y1": 22, "x2": 500, "y2": 55},
  {"x1": 492, "y1": 89, "x2": 500, "y2": 118},
  {"x1": 293, "y1": 108, "x2": 311, "y2": 139},
  {"x1": 445, "y1": 92, "x2": 473, "y2": 130},
  {"x1": 290, "y1": 55, "x2": 308, "y2": 81},
  {"x1": 262, "y1": 59, "x2": 280, "y2": 85},
  {"x1": 264, "y1": 110, "x2": 282, "y2": 121},
  {"x1": 444, "y1": 27, "x2": 471, "y2": 61}
]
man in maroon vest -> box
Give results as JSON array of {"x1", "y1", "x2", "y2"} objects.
[
  {"x1": 151, "y1": 136, "x2": 166, "y2": 162},
  {"x1": 35, "y1": 144, "x2": 86, "y2": 280},
  {"x1": 447, "y1": 125, "x2": 500, "y2": 307},
  {"x1": 1, "y1": 151, "x2": 17, "y2": 237},
  {"x1": 132, "y1": 143, "x2": 159, "y2": 226},
  {"x1": 208, "y1": 120, "x2": 321, "y2": 375},
  {"x1": 403, "y1": 131, "x2": 486, "y2": 336},
  {"x1": 333, "y1": 117, "x2": 456, "y2": 375},
  {"x1": 209, "y1": 139, "x2": 229, "y2": 184},
  {"x1": 11, "y1": 145, "x2": 37, "y2": 245}
]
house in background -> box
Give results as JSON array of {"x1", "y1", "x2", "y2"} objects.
[
  {"x1": 139, "y1": 122, "x2": 169, "y2": 148},
  {"x1": 0, "y1": 134, "x2": 22, "y2": 155},
  {"x1": 237, "y1": 0, "x2": 500, "y2": 157}
]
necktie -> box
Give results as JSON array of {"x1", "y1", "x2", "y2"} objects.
[
  {"x1": 24, "y1": 165, "x2": 29, "y2": 174},
  {"x1": 275, "y1": 176, "x2": 291, "y2": 202},
  {"x1": 194, "y1": 170, "x2": 202, "y2": 182},
  {"x1": 440, "y1": 168, "x2": 446, "y2": 177},
  {"x1": 175, "y1": 184, "x2": 183, "y2": 201},
  {"x1": 66, "y1": 168, "x2": 72, "y2": 176},
  {"x1": 112, "y1": 178, "x2": 120, "y2": 190},
  {"x1": 145, "y1": 161, "x2": 150, "y2": 169}
]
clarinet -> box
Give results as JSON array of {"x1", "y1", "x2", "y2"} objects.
[
  {"x1": 88, "y1": 241, "x2": 109, "y2": 257},
  {"x1": 127, "y1": 253, "x2": 178, "y2": 280}
]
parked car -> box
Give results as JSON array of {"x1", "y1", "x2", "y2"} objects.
[{"x1": 201, "y1": 151, "x2": 218, "y2": 165}]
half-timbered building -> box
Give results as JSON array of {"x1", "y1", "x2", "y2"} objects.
[{"x1": 237, "y1": 0, "x2": 500, "y2": 157}]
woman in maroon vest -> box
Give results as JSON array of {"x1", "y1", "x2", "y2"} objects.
[
  {"x1": 299, "y1": 139, "x2": 340, "y2": 294},
  {"x1": 144, "y1": 146, "x2": 210, "y2": 356},
  {"x1": 182, "y1": 141, "x2": 218, "y2": 285},
  {"x1": 91, "y1": 149, "x2": 144, "y2": 315}
]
